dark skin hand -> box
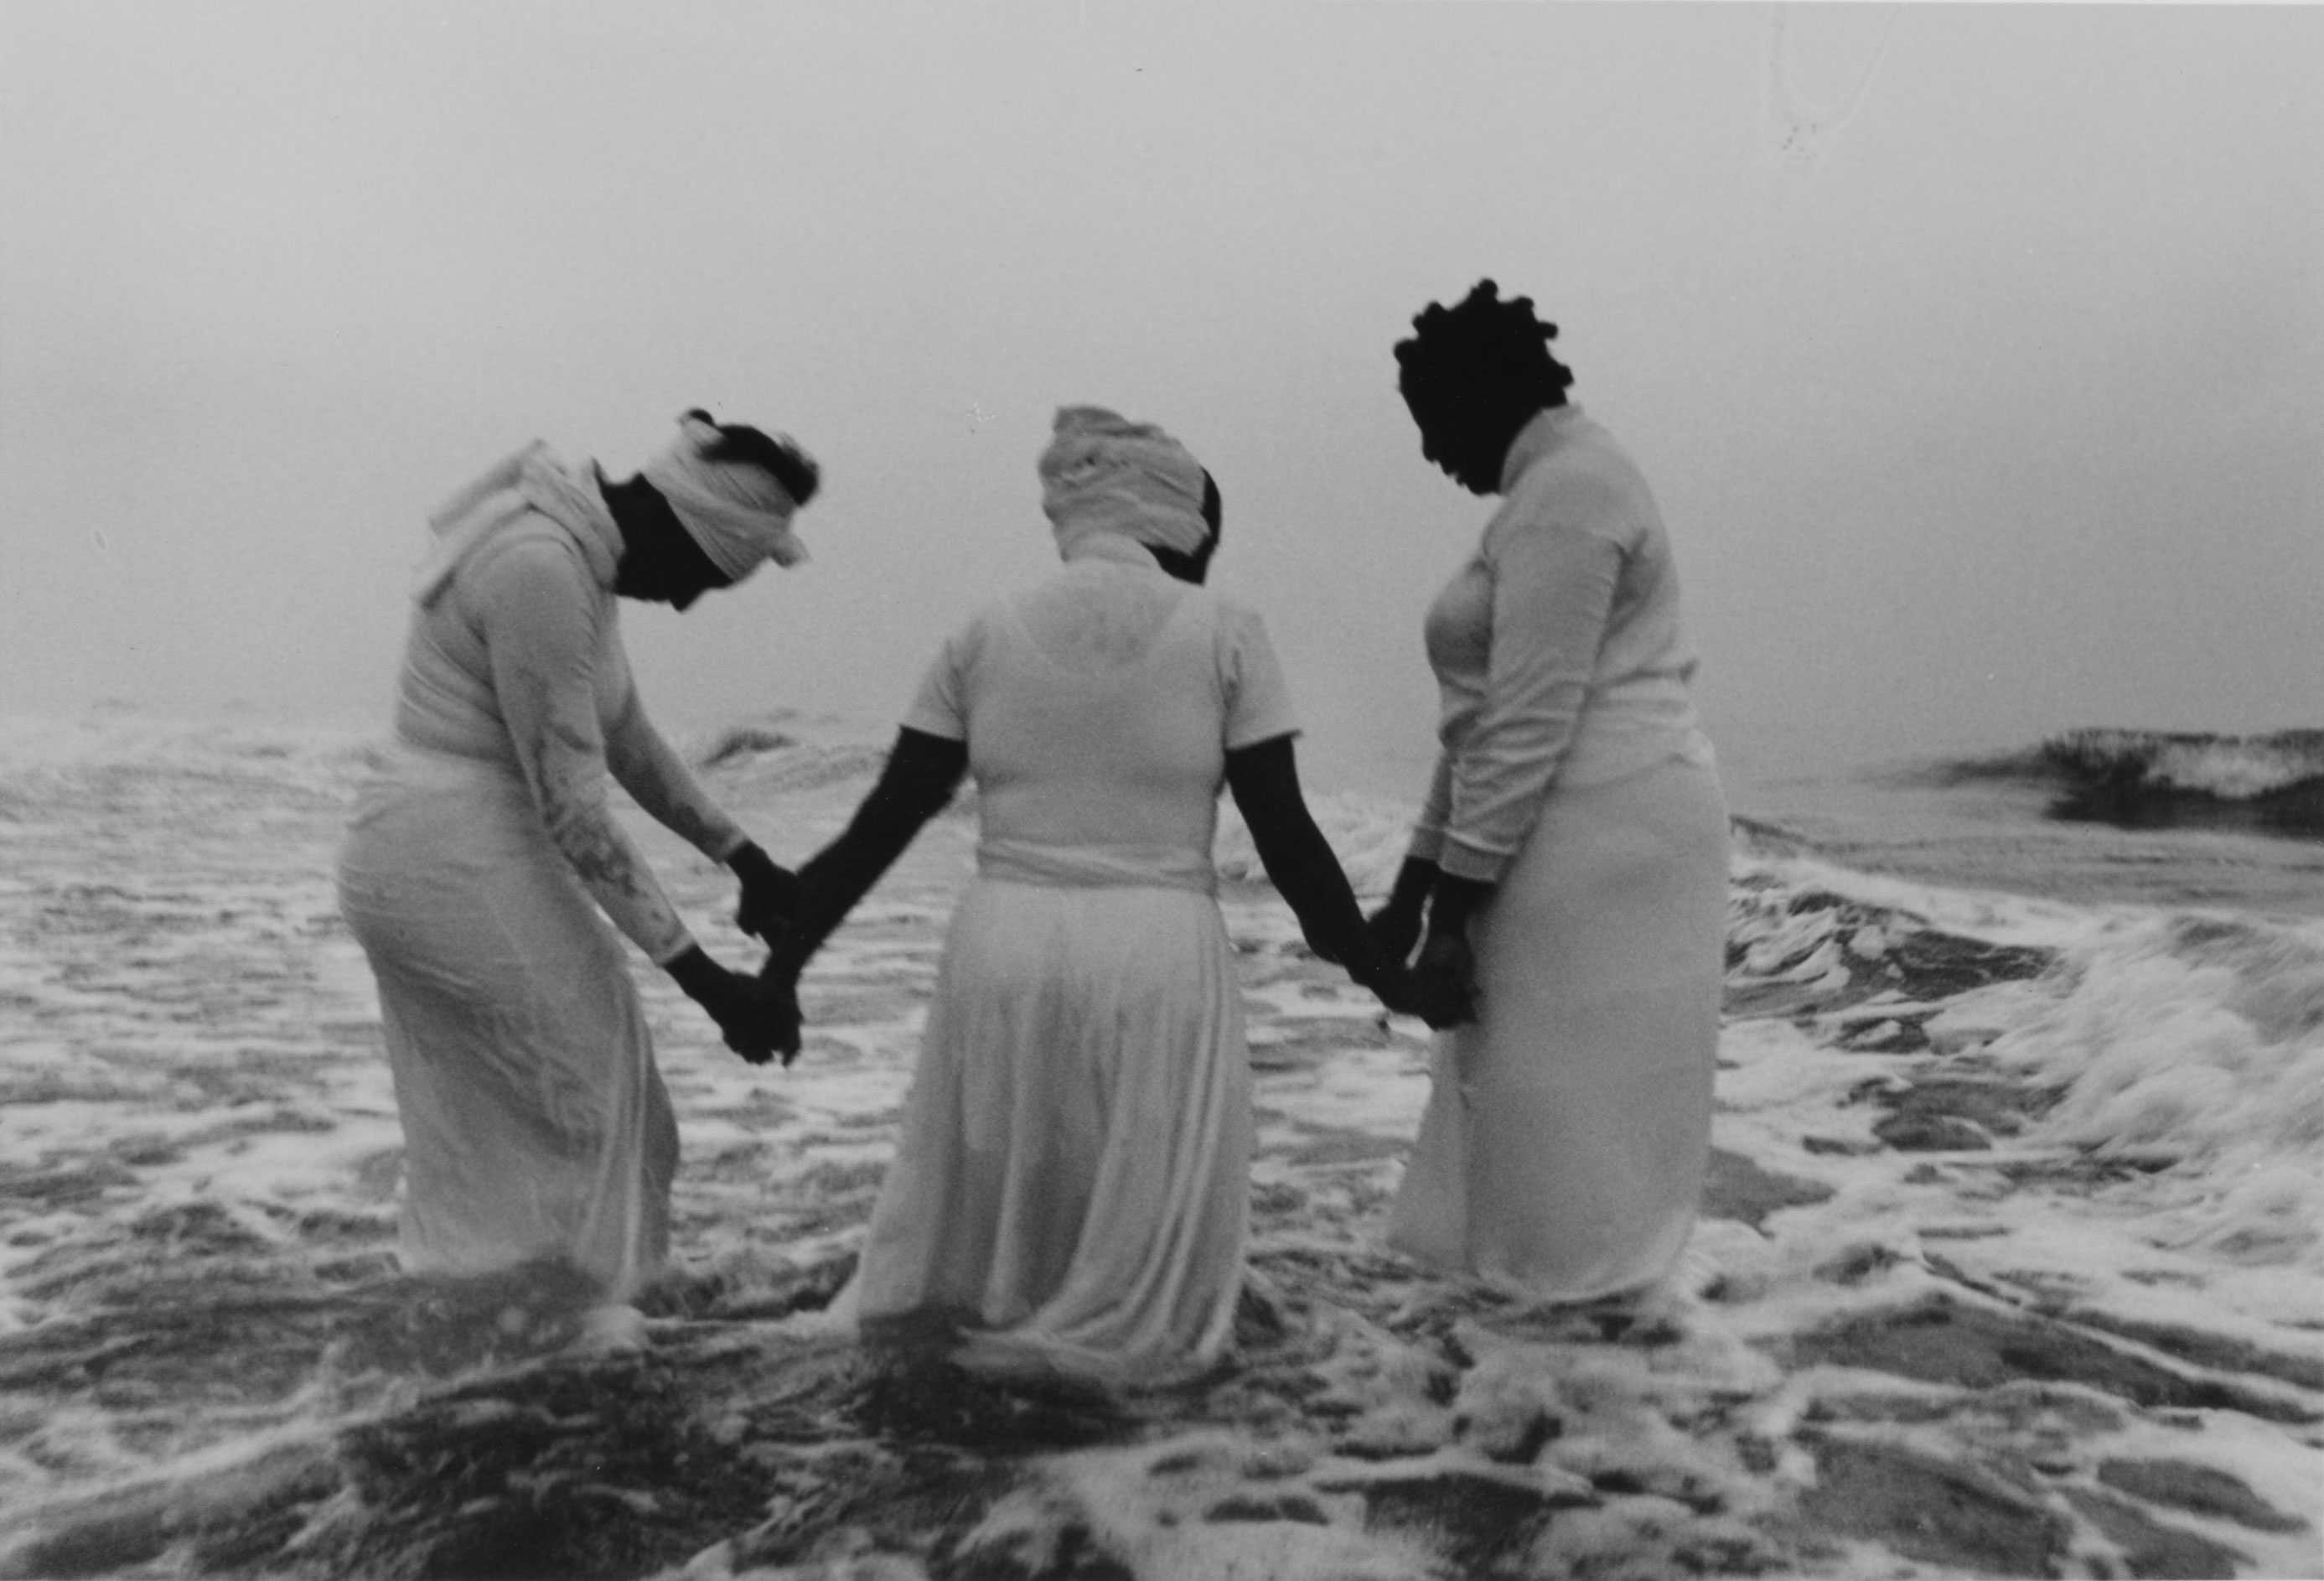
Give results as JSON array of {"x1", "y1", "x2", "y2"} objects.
[
  {"x1": 1414, "y1": 872, "x2": 1492, "y2": 1028},
  {"x1": 1364, "y1": 857, "x2": 1488, "y2": 1027},
  {"x1": 1364, "y1": 855, "x2": 1438, "y2": 967},
  {"x1": 666, "y1": 943, "x2": 800, "y2": 1065},
  {"x1": 729, "y1": 841, "x2": 803, "y2": 939}
]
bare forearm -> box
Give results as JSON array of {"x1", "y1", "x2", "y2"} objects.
[
  {"x1": 774, "y1": 730, "x2": 964, "y2": 970},
  {"x1": 1255, "y1": 818, "x2": 1379, "y2": 977},
  {"x1": 1227, "y1": 735, "x2": 1395, "y2": 986}
]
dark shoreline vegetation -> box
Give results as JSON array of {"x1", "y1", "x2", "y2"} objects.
[{"x1": 1907, "y1": 727, "x2": 2324, "y2": 841}]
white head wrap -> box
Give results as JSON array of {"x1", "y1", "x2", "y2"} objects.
[
  {"x1": 640, "y1": 412, "x2": 810, "y2": 581},
  {"x1": 1038, "y1": 406, "x2": 1210, "y2": 562}
]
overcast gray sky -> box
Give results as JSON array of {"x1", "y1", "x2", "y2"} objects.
[{"x1": 3, "y1": 2, "x2": 2318, "y2": 782}]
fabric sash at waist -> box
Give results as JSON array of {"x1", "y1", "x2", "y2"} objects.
[
  {"x1": 363, "y1": 737, "x2": 530, "y2": 796},
  {"x1": 1560, "y1": 680, "x2": 1718, "y2": 788},
  {"x1": 976, "y1": 837, "x2": 1217, "y2": 895}
]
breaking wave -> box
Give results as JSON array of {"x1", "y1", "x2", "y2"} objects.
[{"x1": 1915, "y1": 728, "x2": 2324, "y2": 838}]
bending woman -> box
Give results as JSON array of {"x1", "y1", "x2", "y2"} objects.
[
  {"x1": 762, "y1": 407, "x2": 1421, "y2": 1387},
  {"x1": 1371, "y1": 283, "x2": 1731, "y2": 1304},
  {"x1": 337, "y1": 411, "x2": 815, "y2": 1308}
]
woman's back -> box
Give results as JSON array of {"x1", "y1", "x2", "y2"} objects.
[{"x1": 904, "y1": 548, "x2": 1294, "y2": 891}]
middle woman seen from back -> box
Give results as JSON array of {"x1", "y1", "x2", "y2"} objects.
[{"x1": 759, "y1": 406, "x2": 1428, "y2": 1387}]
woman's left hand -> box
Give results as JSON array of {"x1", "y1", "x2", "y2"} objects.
[
  {"x1": 730, "y1": 842, "x2": 803, "y2": 939},
  {"x1": 1412, "y1": 932, "x2": 1480, "y2": 1028}
]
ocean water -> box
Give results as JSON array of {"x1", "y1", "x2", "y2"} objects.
[
  {"x1": 7, "y1": 703, "x2": 2321, "y2": 1267},
  {"x1": 1709, "y1": 720, "x2": 2324, "y2": 924},
  {"x1": 1, "y1": 706, "x2": 2318, "y2": 1576}
]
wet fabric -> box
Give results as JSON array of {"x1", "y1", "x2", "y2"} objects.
[
  {"x1": 852, "y1": 881, "x2": 1253, "y2": 1385},
  {"x1": 1393, "y1": 406, "x2": 1729, "y2": 1301},
  {"x1": 341, "y1": 462, "x2": 752, "y2": 1295},
  {"x1": 391, "y1": 513, "x2": 743, "y2": 962},
  {"x1": 338, "y1": 746, "x2": 679, "y2": 1296},
  {"x1": 1389, "y1": 757, "x2": 1730, "y2": 1300},
  {"x1": 845, "y1": 538, "x2": 1295, "y2": 1385}
]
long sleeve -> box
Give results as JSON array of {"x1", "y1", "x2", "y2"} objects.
[
  {"x1": 1439, "y1": 515, "x2": 1626, "y2": 884},
  {"x1": 601, "y1": 665, "x2": 750, "y2": 863},
  {"x1": 1405, "y1": 750, "x2": 1456, "y2": 863},
  {"x1": 474, "y1": 538, "x2": 697, "y2": 964}
]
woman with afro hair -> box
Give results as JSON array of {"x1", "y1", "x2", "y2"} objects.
[{"x1": 1369, "y1": 281, "x2": 1730, "y2": 1304}]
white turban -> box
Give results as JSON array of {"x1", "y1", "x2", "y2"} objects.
[
  {"x1": 640, "y1": 413, "x2": 810, "y2": 581},
  {"x1": 1038, "y1": 406, "x2": 1210, "y2": 561}
]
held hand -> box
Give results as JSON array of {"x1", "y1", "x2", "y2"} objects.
[
  {"x1": 1363, "y1": 899, "x2": 1425, "y2": 971},
  {"x1": 1360, "y1": 960, "x2": 1426, "y2": 1022},
  {"x1": 1411, "y1": 932, "x2": 1481, "y2": 1029},
  {"x1": 1300, "y1": 921, "x2": 1343, "y2": 967},
  {"x1": 730, "y1": 842, "x2": 803, "y2": 940},
  {"x1": 741, "y1": 976, "x2": 805, "y2": 1069},
  {"x1": 667, "y1": 946, "x2": 792, "y2": 1066}
]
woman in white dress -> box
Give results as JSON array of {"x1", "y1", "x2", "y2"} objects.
[
  {"x1": 760, "y1": 407, "x2": 1424, "y2": 1387},
  {"x1": 1369, "y1": 283, "x2": 1731, "y2": 1304},
  {"x1": 337, "y1": 412, "x2": 814, "y2": 1316}
]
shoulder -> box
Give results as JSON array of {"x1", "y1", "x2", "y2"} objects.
[
  {"x1": 1496, "y1": 433, "x2": 1648, "y2": 552},
  {"x1": 1164, "y1": 584, "x2": 1266, "y2": 643},
  {"x1": 1204, "y1": 590, "x2": 1271, "y2": 640},
  {"x1": 459, "y1": 521, "x2": 605, "y2": 644},
  {"x1": 465, "y1": 520, "x2": 595, "y2": 603},
  {"x1": 932, "y1": 593, "x2": 1014, "y2": 671},
  {"x1": 1203, "y1": 594, "x2": 1286, "y2": 679}
]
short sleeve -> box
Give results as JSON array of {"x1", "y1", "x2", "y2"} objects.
[
  {"x1": 899, "y1": 620, "x2": 973, "y2": 742},
  {"x1": 1219, "y1": 602, "x2": 1300, "y2": 750}
]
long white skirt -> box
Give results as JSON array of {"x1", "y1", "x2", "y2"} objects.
[
  {"x1": 334, "y1": 747, "x2": 676, "y2": 1299},
  {"x1": 1389, "y1": 754, "x2": 1730, "y2": 1302},
  {"x1": 851, "y1": 879, "x2": 1252, "y2": 1387}
]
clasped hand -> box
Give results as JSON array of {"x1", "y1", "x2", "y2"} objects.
[
  {"x1": 1362, "y1": 897, "x2": 1480, "y2": 1029},
  {"x1": 666, "y1": 945, "x2": 801, "y2": 1067},
  {"x1": 729, "y1": 841, "x2": 804, "y2": 941}
]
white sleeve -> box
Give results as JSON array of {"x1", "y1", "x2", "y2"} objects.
[
  {"x1": 602, "y1": 661, "x2": 751, "y2": 863},
  {"x1": 1437, "y1": 514, "x2": 1625, "y2": 884},
  {"x1": 475, "y1": 541, "x2": 697, "y2": 963},
  {"x1": 1405, "y1": 751, "x2": 1455, "y2": 863},
  {"x1": 899, "y1": 621, "x2": 974, "y2": 742},
  {"x1": 1220, "y1": 602, "x2": 1301, "y2": 750}
]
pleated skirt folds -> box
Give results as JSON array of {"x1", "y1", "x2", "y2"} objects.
[{"x1": 852, "y1": 878, "x2": 1252, "y2": 1387}]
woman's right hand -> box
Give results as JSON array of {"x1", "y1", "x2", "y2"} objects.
[
  {"x1": 1363, "y1": 856, "x2": 1439, "y2": 968},
  {"x1": 1411, "y1": 931, "x2": 1480, "y2": 1029},
  {"x1": 666, "y1": 946, "x2": 800, "y2": 1066},
  {"x1": 1364, "y1": 899, "x2": 1425, "y2": 972}
]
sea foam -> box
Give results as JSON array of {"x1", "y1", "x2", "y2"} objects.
[{"x1": 1982, "y1": 910, "x2": 2324, "y2": 1267}]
